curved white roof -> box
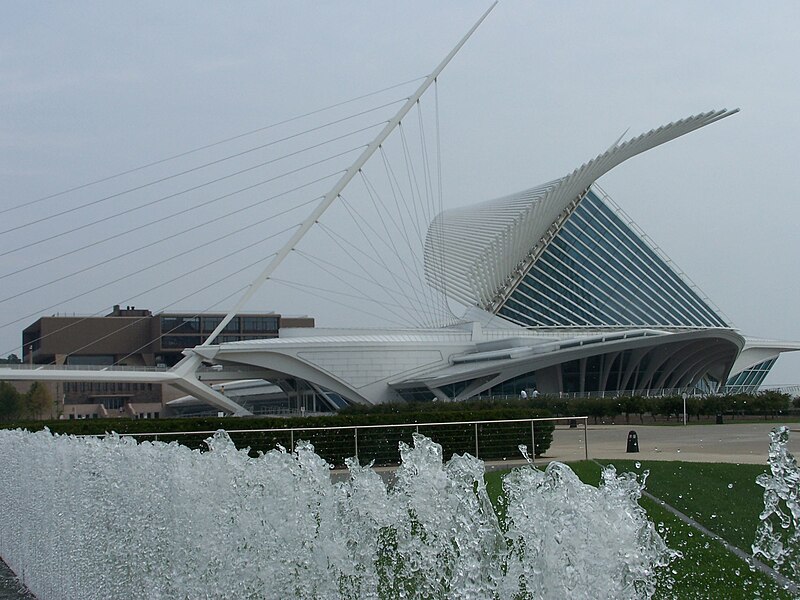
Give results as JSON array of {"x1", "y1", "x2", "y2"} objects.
[{"x1": 424, "y1": 109, "x2": 738, "y2": 309}]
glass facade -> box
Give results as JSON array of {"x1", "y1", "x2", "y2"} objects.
[
  {"x1": 395, "y1": 386, "x2": 436, "y2": 402},
  {"x1": 440, "y1": 380, "x2": 475, "y2": 399},
  {"x1": 559, "y1": 351, "x2": 641, "y2": 394},
  {"x1": 724, "y1": 359, "x2": 776, "y2": 393},
  {"x1": 400, "y1": 372, "x2": 537, "y2": 401},
  {"x1": 158, "y1": 314, "x2": 280, "y2": 351},
  {"x1": 242, "y1": 317, "x2": 279, "y2": 333},
  {"x1": 201, "y1": 316, "x2": 240, "y2": 334},
  {"x1": 477, "y1": 371, "x2": 537, "y2": 398},
  {"x1": 557, "y1": 348, "x2": 703, "y2": 395},
  {"x1": 162, "y1": 314, "x2": 279, "y2": 335},
  {"x1": 160, "y1": 316, "x2": 200, "y2": 334},
  {"x1": 162, "y1": 335, "x2": 202, "y2": 348},
  {"x1": 498, "y1": 190, "x2": 727, "y2": 328}
]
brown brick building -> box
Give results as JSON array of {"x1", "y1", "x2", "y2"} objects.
[{"x1": 20, "y1": 306, "x2": 313, "y2": 419}]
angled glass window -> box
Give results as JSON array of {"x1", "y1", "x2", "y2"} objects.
[
  {"x1": 724, "y1": 358, "x2": 776, "y2": 393},
  {"x1": 498, "y1": 189, "x2": 728, "y2": 328}
]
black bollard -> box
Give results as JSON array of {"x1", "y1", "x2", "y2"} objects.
[{"x1": 626, "y1": 430, "x2": 639, "y2": 453}]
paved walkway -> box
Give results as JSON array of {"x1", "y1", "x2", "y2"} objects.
[
  {"x1": 542, "y1": 421, "x2": 799, "y2": 465},
  {"x1": 344, "y1": 421, "x2": 799, "y2": 477}
]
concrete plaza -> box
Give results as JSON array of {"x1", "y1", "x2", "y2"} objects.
[{"x1": 542, "y1": 421, "x2": 799, "y2": 465}]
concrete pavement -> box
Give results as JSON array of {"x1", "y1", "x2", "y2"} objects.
[
  {"x1": 332, "y1": 421, "x2": 798, "y2": 481},
  {"x1": 542, "y1": 421, "x2": 799, "y2": 465}
]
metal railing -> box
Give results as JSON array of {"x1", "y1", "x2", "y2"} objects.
[
  {"x1": 0, "y1": 364, "x2": 170, "y2": 372},
  {"x1": 91, "y1": 416, "x2": 589, "y2": 467},
  {"x1": 554, "y1": 388, "x2": 701, "y2": 399}
]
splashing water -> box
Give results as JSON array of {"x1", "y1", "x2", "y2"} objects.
[
  {"x1": 753, "y1": 425, "x2": 800, "y2": 581},
  {"x1": 0, "y1": 429, "x2": 673, "y2": 599}
]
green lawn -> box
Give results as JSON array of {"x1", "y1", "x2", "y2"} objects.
[
  {"x1": 484, "y1": 460, "x2": 796, "y2": 599},
  {"x1": 643, "y1": 497, "x2": 793, "y2": 599},
  {"x1": 598, "y1": 460, "x2": 769, "y2": 552}
]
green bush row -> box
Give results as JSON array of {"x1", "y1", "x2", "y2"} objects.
[
  {"x1": 511, "y1": 391, "x2": 795, "y2": 423},
  {"x1": 1, "y1": 402, "x2": 555, "y2": 466}
]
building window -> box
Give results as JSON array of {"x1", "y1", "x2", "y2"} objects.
[
  {"x1": 160, "y1": 316, "x2": 200, "y2": 334},
  {"x1": 396, "y1": 387, "x2": 435, "y2": 402},
  {"x1": 201, "y1": 316, "x2": 240, "y2": 334},
  {"x1": 241, "y1": 317, "x2": 278, "y2": 333},
  {"x1": 161, "y1": 335, "x2": 202, "y2": 349},
  {"x1": 101, "y1": 397, "x2": 124, "y2": 410},
  {"x1": 480, "y1": 372, "x2": 537, "y2": 398}
]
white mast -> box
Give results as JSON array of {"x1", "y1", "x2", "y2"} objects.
[
  {"x1": 168, "y1": 2, "x2": 497, "y2": 415},
  {"x1": 200, "y1": 2, "x2": 498, "y2": 347}
]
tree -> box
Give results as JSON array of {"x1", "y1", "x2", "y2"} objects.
[
  {"x1": 651, "y1": 396, "x2": 681, "y2": 421},
  {"x1": 644, "y1": 397, "x2": 661, "y2": 421},
  {"x1": 26, "y1": 382, "x2": 51, "y2": 420},
  {"x1": 685, "y1": 397, "x2": 702, "y2": 422},
  {"x1": 702, "y1": 395, "x2": 726, "y2": 418},
  {"x1": 579, "y1": 399, "x2": 608, "y2": 425},
  {"x1": 0, "y1": 354, "x2": 21, "y2": 364},
  {"x1": 0, "y1": 381, "x2": 22, "y2": 421},
  {"x1": 620, "y1": 396, "x2": 645, "y2": 424},
  {"x1": 759, "y1": 391, "x2": 790, "y2": 419}
]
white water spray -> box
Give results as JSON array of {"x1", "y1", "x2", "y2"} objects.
[
  {"x1": 753, "y1": 425, "x2": 800, "y2": 582},
  {"x1": 0, "y1": 429, "x2": 672, "y2": 599}
]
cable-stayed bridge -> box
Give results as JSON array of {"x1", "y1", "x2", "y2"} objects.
[{"x1": 0, "y1": 5, "x2": 498, "y2": 415}]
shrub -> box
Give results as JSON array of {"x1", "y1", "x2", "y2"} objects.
[
  {"x1": 2, "y1": 399, "x2": 556, "y2": 466},
  {"x1": 0, "y1": 381, "x2": 22, "y2": 422}
]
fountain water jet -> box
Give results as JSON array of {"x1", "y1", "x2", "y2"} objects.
[
  {"x1": 0, "y1": 428, "x2": 673, "y2": 599},
  {"x1": 753, "y1": 425, "x2": 800, "y2": 583}
]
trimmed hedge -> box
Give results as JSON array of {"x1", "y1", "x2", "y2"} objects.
[
  {"x1": 503, "y1": 391, "x2": 794, "y2": 424},
  {"x1": 1, "y1": 402, "x2": 555, "y2": 467}
]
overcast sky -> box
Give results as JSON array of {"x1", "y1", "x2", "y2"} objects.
[{"x1": 2, "y1": 1, "x2": 799, "y2": 384}]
